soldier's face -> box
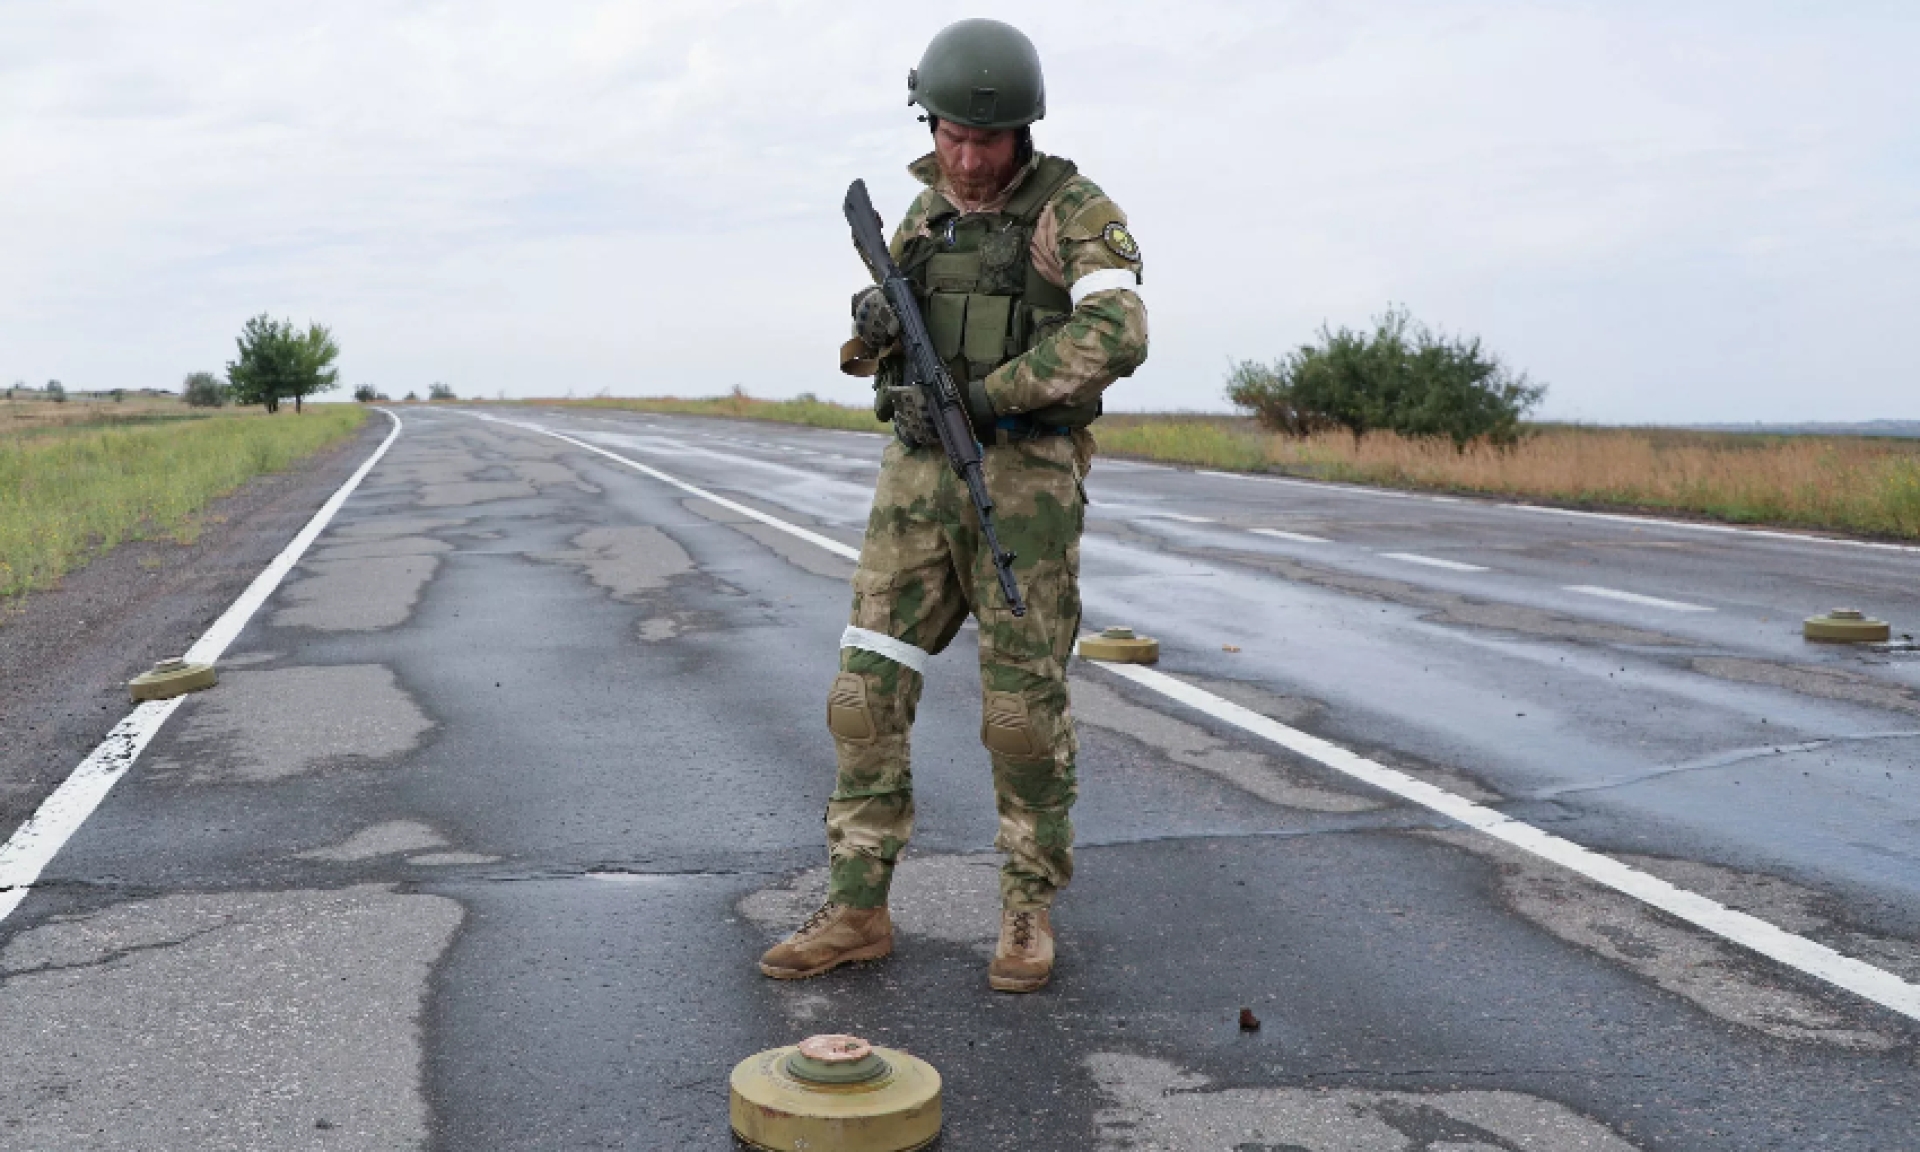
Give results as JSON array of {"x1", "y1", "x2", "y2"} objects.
[{"x1": 934, "y1": 121, "x2": 1020, "y2": 202}]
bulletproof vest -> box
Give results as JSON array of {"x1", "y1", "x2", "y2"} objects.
[{"x1": 896, "y1": 155, "x2": 1096, "y2": 428}]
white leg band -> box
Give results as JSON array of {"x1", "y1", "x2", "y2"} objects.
[
  {"x1": 1070, "y1": 268, "x2": 1142, "y2": 308},
  {"x1": 840, "y1": 626, "x2": 930, "y2": 675}
]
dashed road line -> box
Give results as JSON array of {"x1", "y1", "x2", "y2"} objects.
[
  {"x1": 464, "y1": 411, "x2": 1920, "y2": 1025},
  {"x1": 0, "y1": 409, "x2": 406, "y2": 926},
  {"x1": 1380, "y1": 552, "x2": 1490, "y2": 572},
  {"x1": 1249, "y1": 527, "x2": 1330, "y2": 544},
  {"x1": 1141, "y1": 512, "x2": 1216, "y2": 524},
  {"x1": 1565, "y1": 584, "x2": 1715, "y2": 613}
]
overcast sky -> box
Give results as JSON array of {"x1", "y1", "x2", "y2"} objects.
[{"x1": 2, "y1": 2, "x2": 1914, "y2": 422}]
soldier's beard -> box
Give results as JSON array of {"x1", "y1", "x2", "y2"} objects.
[{"x1": 941, "y1": 156, "x2": 1020, "y2": 206}]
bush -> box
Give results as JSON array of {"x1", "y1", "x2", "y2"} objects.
[
  {"x1": 404, "y1": 391, "x2": 419, "y2": 402},
  {"x1": 428, "y1": 382, "x2": 455, "y2": 401},
  {"x1": 353, "y1": 385, "x2": 377, "y2": 403},
  {"x1": 1228, "y1": 306, "x2": 1544, "y2": 448},
  {"x1": 46, "y1": 380, "x2": 66, "y2": 404},
  {"x1": 183, "y1": 371, "x2": 228, "y2": 408}
]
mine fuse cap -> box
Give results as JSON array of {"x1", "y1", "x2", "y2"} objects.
[
  {"x1": 729, "y1": 1034, "x2": 942, "y2": 1152},
  {"x1": 1803, "y1": 608, "x2": 1891, "y2": 643},
  {"x1": 129, "y1": 657, "x2": 218, "y2": 702},
  {"x1": 1077, "y1": 625, "x2": 1160, "y2": 664}
]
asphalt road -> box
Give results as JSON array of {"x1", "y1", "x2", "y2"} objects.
[{"x1": 3, "y1": 406, "x2": 1917, "y2": 1151}]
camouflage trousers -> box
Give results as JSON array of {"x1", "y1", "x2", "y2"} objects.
[{"x1": 824, "y1": 431, "x2": 1089, "y2": 912}]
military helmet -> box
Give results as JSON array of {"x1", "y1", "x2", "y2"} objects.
[{"x1": 907, "y1": 19, "x2": 1045, "y2": 129}]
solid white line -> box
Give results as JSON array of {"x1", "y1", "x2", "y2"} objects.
[
  {"x1": 1198, "y1": 470, "x2": 1415, "y2": 500},
  {"x1": 0, "y1": 408, "x2": 406, "y2": 926},
  {"x1": 1085, "y1": 658, "x2": 1920, "y2": 1024},
  {"x1": 1565, "y1": 584, "x2": 1716, "y2": 613},
  {"x1": 460, "y1": 411, "x2": 1920, "y2": 1024},
  {"x1": 1249, "y1": 527, "x2": 1330, "y2": 544},
  {"x1": 1380, "y1": 552, "x2": 1490, "y2": 572},
  {"x1": 1141, "y1": 512, "x2": 1216, "y2": 524}
]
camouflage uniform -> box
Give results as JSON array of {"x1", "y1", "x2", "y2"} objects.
[{"x1": 825, "y1": 150, "x2": 1149, "y2": 912}]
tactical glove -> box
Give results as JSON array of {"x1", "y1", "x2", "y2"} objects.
[{"x1": 851, "y1": 287, "x2": 901, "y2": 351}]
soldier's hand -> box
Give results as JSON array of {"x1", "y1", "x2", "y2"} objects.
[{"x1": 851, "y1": 287, "x2": 901, "y2": 350}]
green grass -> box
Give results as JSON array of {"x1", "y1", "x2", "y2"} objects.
[
  {"x1": 0, "y1": 406, "x2": 368, "y2": 599},
  {"x1": 541, "y1": 394, "x2": 887, "y2": 433}
]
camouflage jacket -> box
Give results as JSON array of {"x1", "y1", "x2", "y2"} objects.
[{"x1": 881, "y1": 151, "x2": 1150, "y2": 416}]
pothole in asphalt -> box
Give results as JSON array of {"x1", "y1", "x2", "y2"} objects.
[
  {"x1": 143, "y1": 665, "x2": 433, "y2": 783},
  {"x1": 1089, "y1": 1052, "x2": 1643, "y2": 1151},
  {"x1": 1425, "y1": 830, "x2": 1913, "y2": 1050}
]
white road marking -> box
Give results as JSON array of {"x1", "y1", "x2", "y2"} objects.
[
  {"x1": 1380, "y1": 552, "x2": 1489, "y2": 572},
  {"x1": 1141, "y1": 512, "x2": 1215, "y2": 524},
  {"x1": 1511, "y1": 503, "x2": 1920, "y2": 555},
  {"x1": 0, "y1": 409, "x2": 406, "y2": 926},
  {"x1": 1249, "y1": 528, "x2": 1329, "y2": 544},
  {"x1": 1087, "y1": 659, "x2": 1920, "y2": 1025},
  {"x1": 466, "y1": 413, "x2": 1920, "y2": 1025},
  {"x1": 1565, "y1": 584, "x2": 1716, "y2": 613},
  {"x1": 1199, "y1": 470, "x2": 1415, "y2": 500}
]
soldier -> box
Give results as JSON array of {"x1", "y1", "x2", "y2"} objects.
[{"x1": 759, "y1": 17, "x2": 1148, "y2": 993}]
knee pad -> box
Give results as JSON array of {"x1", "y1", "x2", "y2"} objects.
[
  {"x1": 981, "y1": 691, "x2": 1041, "y2": 758},
  {"x1": 827, "y1": 673, "x2": 878, "y2": 744}
]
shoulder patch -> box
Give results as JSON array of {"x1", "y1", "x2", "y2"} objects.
[{"x1": 1101, "y1": 221, "x2": 1141, "y2": 262}]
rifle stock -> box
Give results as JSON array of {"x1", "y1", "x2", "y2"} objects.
[{"x1": 844, "y1": 179, "x2": 1026, "y2": 617}]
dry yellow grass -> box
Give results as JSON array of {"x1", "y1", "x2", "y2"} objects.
[
  {"x1": 1, "y1": 393, "x2": 203, "y2": 436},
  {"x1": 1095, "y1": 418, "x2": 1920, "y2": 540}
]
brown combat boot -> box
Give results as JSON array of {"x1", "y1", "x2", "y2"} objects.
[
  {"x1": 758, "y1": 903, "x2": 893, "y2": 980},
  {"x1": 988, "y1": 908, "x2": 1054, "y2": 993}
]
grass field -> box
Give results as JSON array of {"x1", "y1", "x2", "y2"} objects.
[
  {"x1": 1, "y1": 402, "x2": 367, "y2": 599},
  {"x1": 1097, "y1": 416, "x2": 1920, "y2": 540},
  {"x1": 523, "y1": 394, "x2": 1920, "y2": 541}
]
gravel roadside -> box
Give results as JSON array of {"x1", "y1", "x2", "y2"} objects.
[{"x1": 0, "y1": 416, "x2": 387, "y2": 843}]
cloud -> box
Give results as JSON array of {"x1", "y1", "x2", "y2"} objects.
[{"x1": 0, "y1": 1, "x2": 1914, "y2": 421}]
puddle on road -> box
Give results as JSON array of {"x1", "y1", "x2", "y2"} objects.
[
  {"x1": 0, "y1": 885, "x2": 460, "y2": 1151},
  {"x1": 1089, "y1": 1052, "x2": 1642, "y2": 1151},
  {"x1": 1178, "y1": 546, "x2": 1684, "y2": 649},
  {"x1": 145, "y1": 665, "x2": 433, "y2": 783},
  {"x1": 1425, "y1": 830, "x2": 1913, "y2": 1051}
]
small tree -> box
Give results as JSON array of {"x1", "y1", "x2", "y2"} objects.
[
  {"x1": 183, "y1": 371, "x2": 228, "y2": 407},
  {"x1": 225, "y1": 314, "x2": 340, "y2": 413},
  {"x1": 404, "y1": 390, "x2": 419, "y2": 402},
  {"x1": 353, "y1": 384, "x2": 377, "y2": 403},
  {"x1": 46, "y1": 380, "x2": 66, "y2": 403},
  {"x1": 1227, "y1": 306, "x2": 1544, "y2": 448},
  {"x1": 428, "y1": 382, "x2": 455, "y2": 401}
]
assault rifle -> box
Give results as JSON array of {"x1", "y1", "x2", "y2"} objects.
[{"x1": 844, "y1": 178, "x2": 1026, "y2": 617}]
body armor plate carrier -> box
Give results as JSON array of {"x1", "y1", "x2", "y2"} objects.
[{"x1": 888, "y1": 155, "x2": 1100, "y2": 448}]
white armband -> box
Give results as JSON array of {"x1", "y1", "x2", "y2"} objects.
[{"x1": 1069, "y1": 268, "x2": 1142, "y2": 308}]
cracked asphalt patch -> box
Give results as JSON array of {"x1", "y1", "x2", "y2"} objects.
[
  {"x1": 1074, "y1": 676, "x2": 1380, "y2": 814},
  {"x1": 143, "y1": 666, "x2": 433, "y2": 783},
  {"x1": 1426, "y1": 829, "x2": 1912, "y2": 1050},
  {"x1": 1089, "y1": 1052, "x2": 1642, "y2": 1151},
  {"x1": 0, "y1": 885, "x2": 461, "y2": 1152}
]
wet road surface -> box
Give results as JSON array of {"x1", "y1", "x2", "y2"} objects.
[{"x1": 2, "y1": 406, "x2": 1916, "y2": 1150}]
